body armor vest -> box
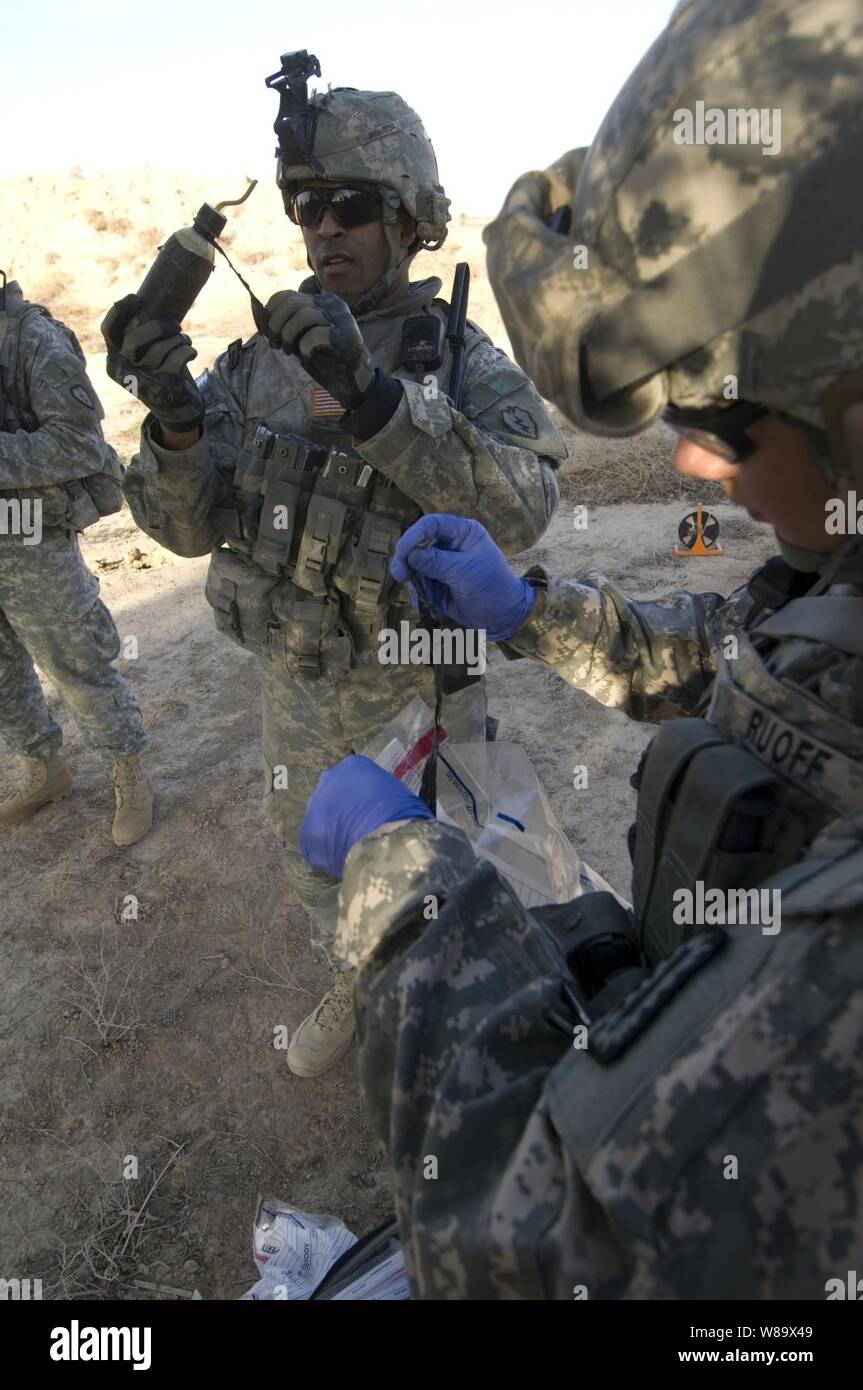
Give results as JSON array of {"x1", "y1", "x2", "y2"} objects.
[
  {"x1": 526, "y1": 565, "x2": 863, "y2": 1283},
  {"x1": 203, "y1": 287, "x2": 481, "y2": 679},
  {"x1": 631, "y1": 587, "x2": 863, "y2": 965},
  {"x1": 205, "y1": 421, "x2": 421, "y2": 677},
  {"x1": 0, "y1": 291, "x2": 123, "y2": 532},
  {"x1": 541, "y1": 564, "x2": 863, "y2": 1048}
]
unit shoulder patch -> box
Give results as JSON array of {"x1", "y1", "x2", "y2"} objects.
[
  {"x1": 502, "y1": 404, "x2": 538, "y2": 438},
  {"x1": 70, "y1": 383, "x2": 95, "y2": 410}
]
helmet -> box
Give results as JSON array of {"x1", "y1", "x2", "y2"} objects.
[
  {"x1": 276, "y1": 87, "x2": 450, "y2": 249},
  {"x1": 485, "y1": 0, "x2": 863, "y2": 484},
  {"x1": 269, "y1": 61, "x2": 450, "y2": 313}
]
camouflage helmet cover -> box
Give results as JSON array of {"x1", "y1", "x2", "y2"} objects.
[
  {"x1": 485, "y1": 0, "x2": 863, "y2": 476},
  {"x1": 276, "y1": 88, "x2": 450, "y2": 249}
]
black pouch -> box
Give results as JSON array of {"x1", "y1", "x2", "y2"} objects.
[
  {"x1": 631, "y1": 718, "x2": 795, "y2": 965},
  {"x1": 535, "y1": 892, "x2": 646, "y2": 1019},
  {"x1": 400, "y1": 315, "x2": 443, "y2": 371}
]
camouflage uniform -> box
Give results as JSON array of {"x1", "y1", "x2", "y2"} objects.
[
  {"x1": 118, "y1": 75, "x2": 565, "y2": 965},
  {"x1": 337, "y1": 560, "x2": 863, "y2": 1298},
  {"x1": 123, "y1": 277, "x2": 564, "y2": 963},
  {"x1": 330, "y1": 0, "x2": 863, "y2": 1297},
  {"x1": 0, "y1": 284, "x2": 145, "y2": 765}
]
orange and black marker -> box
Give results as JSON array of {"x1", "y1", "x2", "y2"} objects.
[{"x1": 675, "y1": 502, "x2": 723, "y2": 556}]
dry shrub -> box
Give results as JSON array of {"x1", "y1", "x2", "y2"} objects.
[
  {"x1": 61, "y1": 927, "x2": 155, "y2": 1050},
  {"x1": 45, "y1": 1141, "x2": 188, "y2": 1299},
  {"x1": 555, "y1": 417, "x2": 725, "y2": 508}
]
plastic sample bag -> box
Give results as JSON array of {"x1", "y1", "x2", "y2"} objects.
[
  {"x1": 362, "y1": 696, "x2": 627, "y2": 911},
  {"x1": 243, "y1": 1199, "x2": 409, "y2": 1301}
]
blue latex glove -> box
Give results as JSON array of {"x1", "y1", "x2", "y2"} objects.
[
  {"x1": 299, "y1": 754, "x2": 434, "y2": 879},
  {"x1": 391, "y1": 514, "x2": 537, "y2": 642}
]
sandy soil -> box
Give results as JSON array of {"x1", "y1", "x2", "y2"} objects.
[
  {"x1": 0, "y1": 498, "x2": 774, "y2": 1299},
  {"x1": 0, "y1": 169, "x2": 775, "y2": 1299}
]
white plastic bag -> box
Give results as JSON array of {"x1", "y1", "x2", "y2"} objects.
[
  {"x1": 362, "y1": 696, "x2": 626, "y2": 910},
  {"x1": 436, "y1": 740, "x2": 620, "y2": 909},
  {"x1": 243, "y1": 1198, "x2": 357, "y2": 1300},
  {"x1": 360, "y1": 693, "x2": 449, "y2": 795},
  {"x1": 242, "y1": 1198, "x2": 410, "y2": 1301}
]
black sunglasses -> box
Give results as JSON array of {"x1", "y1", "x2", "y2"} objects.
[
  {"x1": 289, "y1": 185, "x2": 383, "y2": 230},
  {"x1": 662, "y1": 400, "x2": 768, "y2": 462}
]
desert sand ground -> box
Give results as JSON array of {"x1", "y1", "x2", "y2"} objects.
[{"x1": 0, "y1": 170, "x2": 776, "y2": 1298}]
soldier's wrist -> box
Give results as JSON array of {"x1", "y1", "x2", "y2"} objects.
[
  {"x1": 152, "y1": 418, "x2": 203, "y2": 451},
  {"x1": 498, "y1": 571, "x2": 548, "y2": 655},
  {"x1": 344, "y1": 369, "x2": 403, "y2": 441}
]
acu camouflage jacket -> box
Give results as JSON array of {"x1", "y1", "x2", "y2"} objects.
[
  {"x1": 336, "y1": 556, "x2": 863, "y2": 1299},
  {"x1": 123, "y1": 275, "x2": 565, "y2": 674}
]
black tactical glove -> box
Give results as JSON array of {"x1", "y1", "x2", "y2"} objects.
[
  {"x1": 102, "y1": 295, "x2": 205, "y2": 432},
  {"x1": 265, "y1": 289, "x2": 375, "y2": 410}
]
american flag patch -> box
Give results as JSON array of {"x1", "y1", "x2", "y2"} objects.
[{"x1": 311, "y1": 385, "x2": 344, "y2": 417}]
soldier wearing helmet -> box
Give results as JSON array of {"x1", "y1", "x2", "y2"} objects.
[
  {"x1": 274, "y1": 80, "x2": 452, "y2": 316},
  {"x1": 298, "y1": 0, "x2": 863, "y2": 1297},
  {"x1": 102, "y1": 58, "x2": 565, "y2": 1079}
]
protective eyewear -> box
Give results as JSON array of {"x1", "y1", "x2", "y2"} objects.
[
  {"x1": 662, "y1": 400, "x2": 768, "y2": 462},
  {"x1": 289, "y1": 186, "x2": 383, "y2": 230}
]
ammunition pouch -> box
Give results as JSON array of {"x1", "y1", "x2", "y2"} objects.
[
  {"x1": 204, "y1": 546, "x2": 281, "y2": 658},
  {"x1": 252, "y1": 476, "x2": 303, "y2": 575},
  {"x1": 56, "y1": 466, "x2": 125, "y2": 532},
  {"x1": 333, "y1": 509, "x2": 405, "y2": 651},
  {"x1": 211, "y1": 488, "x2": 263, "y2": 554},
  {"x1": 65, "y1": 480, "x2": 102, "y2": 530},
  {"x1": 271, "y1": 583, "x2": 353, "y2": 679},
  {"x1": 0, "y1": 460, "x2": 123, "y2": 540},
  {"x1": 208, "y1": 420, "x2": 482, "y2": 684},
  {"x1": 294, "y1": 491, "x2": 351, "y2": 595},
  {"x1": 213, "y1": 425, "x2": 327, "y2": 574},
  {"x1": 0, "y1": 484, "x2": 69, "y2": 532}
]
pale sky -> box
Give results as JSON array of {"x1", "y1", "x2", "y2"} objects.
[{"x1": 4, "y1": 0, "x2": 678, "y2": 213}]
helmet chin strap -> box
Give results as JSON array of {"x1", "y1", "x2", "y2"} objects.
[
  {"x1": 306, "y1": 219, "x2": 413, "y2": 316},
  {"x1": 776, "y1": 535, "x2": 836, "y2": 575}
]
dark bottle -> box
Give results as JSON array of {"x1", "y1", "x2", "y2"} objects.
[{"x1": 134, "y1": 203, "x2": 227, "y2": 323}]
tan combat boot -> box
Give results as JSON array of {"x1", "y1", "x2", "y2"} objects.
[
  {"x1": 287, "y1": 969, "x2": 356, "y2": 1077},
  {"x1": 111, "y1": 753, "x2": 153, "y2": 846},
  {"x1": 0, "y1": 753, "x2": 73, "y2": 829}
]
